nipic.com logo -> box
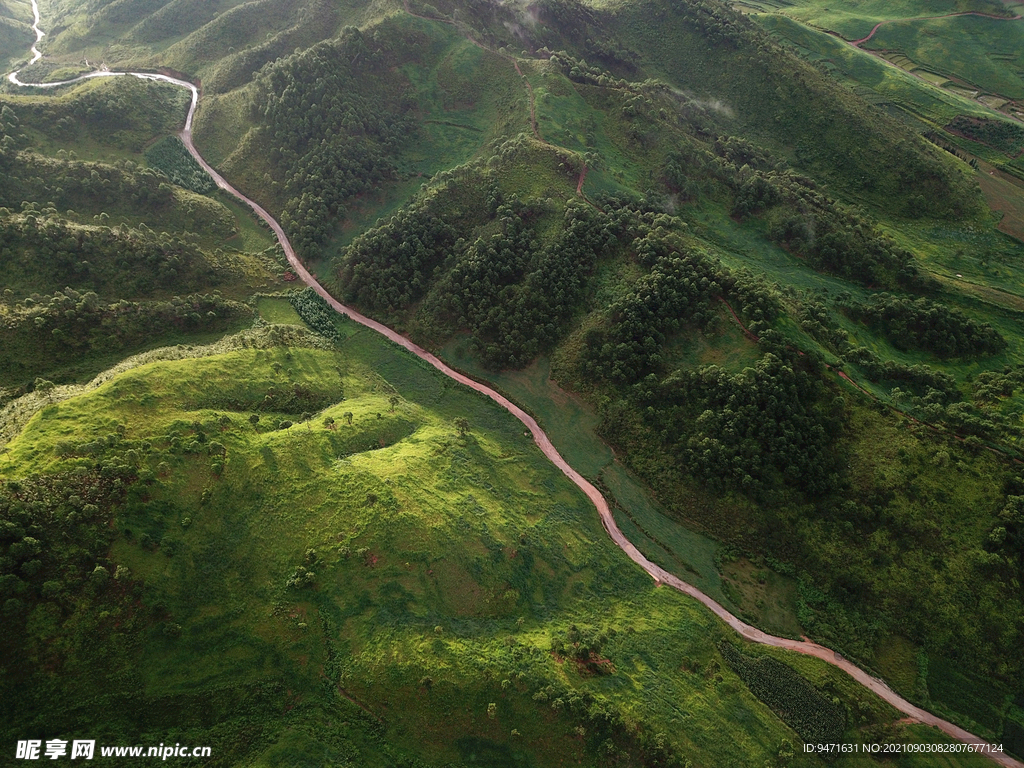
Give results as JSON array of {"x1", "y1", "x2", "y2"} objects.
[
  {"x1": 15, "y1": 740, "x2": 212, "y2": 760},
  {"x1": 16, "y1": 741, "x2": 94, "y2": 761}
]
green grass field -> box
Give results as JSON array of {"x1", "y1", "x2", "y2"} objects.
[
  {"x1": 863, "y1": 15, "x2": 1024, "y2": 100},
  {"x1": 0, "y1": 0, "x2": 33, "y2": 73},
  {"x1": 758, "y1": 14, "x2": 998, "y2": 127},
  {"x1": 255, "y1": 296, "x2": 304, "y2": 325},
  {"x1": 0, "y1": 312, "x2": 997, "y2": 765},
  {"x1": 762, "y1": 0, "x2": 1015, "y2": 43}
]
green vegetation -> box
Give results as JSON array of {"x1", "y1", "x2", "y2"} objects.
[
  {"x1": 844, "y1": 294, "x2": 1007, "y2": 359},
  {"x1": 0, "y1": 85, "x2": 236, "y2": 241},
  {"x1": 255, "y1": 296, "x2": 303, "y2": 325},
  {"x1": 144, "y1": 136, "x2": 215, "y2": 194},
  {"x1": 948, "y1": 117, "x2": 1024, "y2": 156},
  {"x1": 288, "y1": 287, "x2": 339, "y2": 341},
  {"x1": 863, "y1": 15, "x2": 1024, "y2": 100},
  {"x1": 6, "y1": 0, "x2": 1024, "y2": 759},
  {"x1": 0, "y1": 331, "x2": 931, "y2": 767},
  {"x1": 0, "y1": 287, "x2": 251, "y2": 390},
  {"x1": 0, "y1": 213, "x2": 224, "y2": 299},
  {"x1": 762, "y1": 0, "x2": 1012, "y2": 41},
  {"x1": 0, "y1": 72, "x2": 290, "y2": 399},
  {"x1": 247, "y1": 27, "x2": 416, "y2": 260},
  {"x1": 176, "y1": 0, "x2": 1021, "y2": 747},
  {"x1": 720, "y1": 641, "x2": 847, "y2": 744},
  {"x1": 3, "y1": 77, "x2": 190, "y2": 158},
  {"x1": 753, "y1": 2, "x2": 1024, "y2": 194},
  {"x1": 0, "y1": 1, "x2": 33, "y2": 73}
]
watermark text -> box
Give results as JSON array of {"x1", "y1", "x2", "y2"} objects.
[{"x1": 16, "y1": 741, "x2": 211, "y2": 760}]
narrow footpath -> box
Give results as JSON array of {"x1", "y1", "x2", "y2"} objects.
[{"x1": 6, "y1": 5, "x2": 1022, "y2": 764}]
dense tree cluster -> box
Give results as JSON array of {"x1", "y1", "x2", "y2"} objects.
[
  {"x1": 1, "y1": 152, "x2": 177, "y2": 215},
  {"x1": 338, "y1": 177, "x2": 786, "y2": 374},
  {"x1": 845, "y1": 294, "x2": 1006, "y2": 359},
  {"x1": 0, "y1": 289, "x2": 248, "y2": 387},
  {"x1": 0, "y1": 464, "x2": 134, "y2": 623},
  {"x1": 340, "y1": 204, "x2": 458, "y2": 313},
  {"x1": 249, "y1": 28, "x2": 417, "y2": 260},
  {"x1": 430, "y1": 198, "x2": 614, "y2": 366},
  {"x1": 0, "y1": 104, "x2": 20, "y2": 170},
  {"x1": 288, "y1": 287, "x2": 338, "y2": 340},
  {"x1": 795, "y1": 295, "x2": 850, "y2": 352},
  {"x1": 0, "y1": 214, "x2": 218, "y2": 298},
  {"x1": 782, "y1": 295, "x2": 1015, "y2": 441},
  {"x1": 582, "y1": 244, "x2": 722, "y2": 383},
  {"x1": 726, "y1": 271, "x2": 783, "y2": 327},
  {"x1": 339, "y1": 179, "x2": 629, "y2": 367},
  {"x1": 987, "y1": 490, "x2": 1024, "y2": 571},
  {"x1": 654, "y1": 340, "x2": 841, "y2": 498},
  {"x1": 972, "y1": 367, "x2": 1024, "y2": 404},
  {"x1": 144, "y1": 136, "x2": 215, "y2": 195}
]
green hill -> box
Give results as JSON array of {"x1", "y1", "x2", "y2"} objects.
[
  {"x1": 0, "y1": 312, "x2": 930, "y2": 766},
  {"x1": 0, "y1": 72, "x2": 287, "y2": 396},
  {"x1": 2, "y1": 0, "x2": 1024, "y2": 760},
  {"x1": 0, "y1": 0, "x2": 33, "y2": 73}
]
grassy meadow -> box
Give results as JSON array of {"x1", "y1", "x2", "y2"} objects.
[
  {"x1": 0, "y1": 0, "x2": 33, "y2": 73},
  {"x1": 0, "y1": 299, "x2": 1002, "y2": 765},
  {"x1": 763, "y1": 0, "x2": 1015, "y2": 41},
  {"x1": 861, "y1": 14, "x2": 1024, "y2": 100},
  {"x1": 754, "y1": 1, "x2": 1024, "y2": 187}
]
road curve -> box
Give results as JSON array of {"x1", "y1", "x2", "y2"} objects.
[{"x1": 7, "y1": 6, "x2": 1022, "y2": 765}]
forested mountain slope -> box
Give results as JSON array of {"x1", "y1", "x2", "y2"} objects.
[
  {"x1": 2, "y1": 0, "x2": 1024, "y2": 763},
  {"x1": 0, "y1": 69, "x2": 283, "y2": 395}
]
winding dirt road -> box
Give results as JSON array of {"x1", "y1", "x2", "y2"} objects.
[{"x1": 7, "y1": 5, "x2": 1022, "y2": 765}]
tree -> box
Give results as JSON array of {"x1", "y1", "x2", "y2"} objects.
[
  {"x1": 389, "y1": 395, "x2": 399, "y2": 412},
  {"x1": 323, "y1": 416, "x2": 335, "y2": 429},
  {"x1": 34, "y1": 378, "x2": 55, "y2": 402},
  {"x1": 344, "y1": 412, "x2": 353, "y2": 425},
  {"x1": 89, "y1": 565, "x2": 110, "y2": 593},
  {"x1": 249, "y1": 414, "x2": 260, "y2": 428},
  {"x1": 454, "y1": 417, "x2": 470, "y2": 436}
]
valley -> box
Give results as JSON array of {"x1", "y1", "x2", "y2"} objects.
[{"x1": 2, "y1": 0, "x2": 1024, "y2": 764}]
